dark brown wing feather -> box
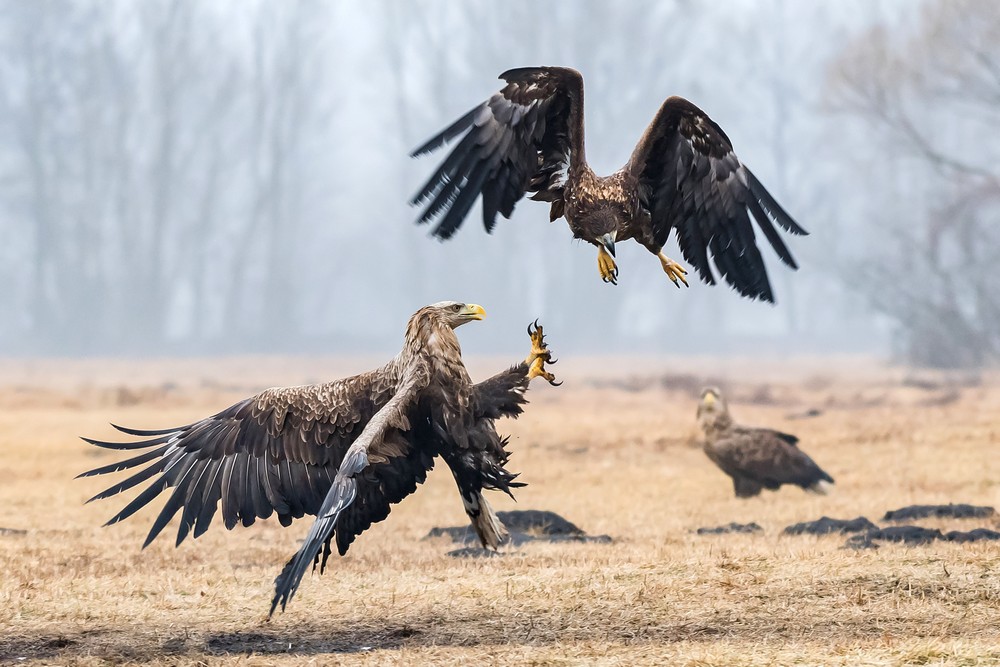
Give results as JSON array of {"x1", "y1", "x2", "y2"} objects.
[
  {"x1": 332, "y1": 431, "x2": 437, "y2": 558},
  {"x1": 712, "y1": 427, "x2": 833, "y2": 491},
  {"x1": 471, "y1": 362, "x2": 531, "y2": 420},
  {"x1": 764, "y1": 429, "x2": 800, "y2": 447},
  {"x1": 628, "y1": 97, "x2": 807, "y2": 303},
  {"x1": 269, "y1": 366, "x2": 430, "y2": 614},
  {"x1": 411, "y1": 67, "x2": 584, "y2": 238},
  {"x1": 78, "y1": 366, "x2": 432, "y2": 553}
]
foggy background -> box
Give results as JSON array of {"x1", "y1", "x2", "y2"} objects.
[{"x1": 1, "y1": 0, "x2": 996, "y2": 367}]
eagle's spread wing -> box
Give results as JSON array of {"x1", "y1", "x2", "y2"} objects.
[
  {"x1": 271, "y1": 363, "x2": 429, "y2": 614},
  {"x1": 628, "y1": 97, "x2": 807, "y2": 303},
  {"x1": 78, "y1": 362, "x2": 433, "y2": 612},
  {"x1": 472, "y1": 362, "x2": 532, "y2": 420},
  {"x1": 715, "y1": 428, "x2": 833, "y2": 492},
  {"x1": 411, "y1": 66, "x2": 583, "y2": 239}
]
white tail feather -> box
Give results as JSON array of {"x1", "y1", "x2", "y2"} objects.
[
  {"x1": 807, "y1": 480, "x2": 834, "y2": 495},
  {"x1": 469, "y1": 493, "x2": 508, "y2": 549}
]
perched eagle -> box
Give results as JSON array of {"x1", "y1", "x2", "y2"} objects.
[
  {"x1": 696, "y1": 387, "x2": 833, "y2": 498},
  {"x1": 411, "y1": 66, "x2": 807, "y2": 303},
  {"x1": 78, "y1": 303, "x2": 559, "y2": 615}
]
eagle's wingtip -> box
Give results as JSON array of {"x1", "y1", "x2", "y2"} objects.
[
  {"x1": 268, "y1": 596, "x2": 282, "y2": 619},
  {"x1": 498, "y1": 66, "x2": 544, "y2": 81}
]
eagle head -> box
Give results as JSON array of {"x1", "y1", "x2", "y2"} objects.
[
  {"x1": 404, "y1": 302, "x2": 486, "y2": 360},
  {"x1": 697, "y1": 387, "x2": 731, "y2": 433},
  {"x1": 576, "y1": 207, "x2": 618, "y2": 258},
  {"x1": 427, "y1": 301, "x2": 486, "y2": 328}
]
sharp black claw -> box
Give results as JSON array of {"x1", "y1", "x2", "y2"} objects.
[
  {"x1": 548, "y1": 357, "x2": 558, "y2": 365},
  {"x1": 549, "y1": 379, "x2": 563, "y2": 387}
]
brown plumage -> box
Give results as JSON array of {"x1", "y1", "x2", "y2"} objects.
[
  {"x1": 78, "y1": 303, "x2": 558, "y2": 614},
  {"x1": 696, "y1": 387, "x2": 833, "y2": 498},
  {"x1": 412, "y1": 66, "x2": 807, "y2": 303}
]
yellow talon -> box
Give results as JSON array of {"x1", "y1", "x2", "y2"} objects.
[
  {"x1": 598, "y1": 246, "x2": 618, "y2": 285},
  {"x1": 658, "y1": 252, "x2": 689, "y2": 288},
  {"x1": 525, "y1": 320, "x2": 560, "y2": 386}
]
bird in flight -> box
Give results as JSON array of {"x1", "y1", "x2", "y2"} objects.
[
  {"x1": 411, "y1": 66, "x2": 807, "y2": 303},
  {"x1": 78, "y1": 303, "x2": 559, "y2": 614}
]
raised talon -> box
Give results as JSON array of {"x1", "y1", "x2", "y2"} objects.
[
  {"x1": 658, "y1": 252, "x2": 689, "y2": 288},
  {"x1": 525, "y1": 321, "x2": 548, "y2": 364},
  {"x1": 598, "y1": 246, "x2": 618, "y2": 285},
  {"x1": 524, "y1": 320, "x2": 560, "y2": 386}
]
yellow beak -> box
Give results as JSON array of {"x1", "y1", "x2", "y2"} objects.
[
  {"x1": 702, "y1": 392, "x2": 716, "y2": 406},
  {"x1": 462, "y1": 304, "x2": 486, "y2": 320}
]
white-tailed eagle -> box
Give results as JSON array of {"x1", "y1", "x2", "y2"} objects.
[
  {"x1": 412, "y1": 67, "x2": 806, "y2": 303},
  {"x1": 697, "y1": 387, "x2": 833, "y2": 497},
  {"x1": 79, "y1": 303, "x2": 559, "y2": 614}
]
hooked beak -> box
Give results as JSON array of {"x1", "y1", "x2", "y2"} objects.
[
  {"x1": 702, "y1": 391, "x2": 717, "y2": 407},
  {"x1": 461, "y1": 303, "x2": 486, "y2": 321},
  {"x1": 599, "y1": 232, "x2": 616, "y2": 257}
]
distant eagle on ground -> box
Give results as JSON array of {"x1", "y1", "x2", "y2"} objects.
[
  {"x1": 79, "y1": 303, "x2": 559, "y2": 615},
  {"x1": 411, "y1": 67, "x2": 807, "y2": 303},
  {"x1": 696, "y1": 387, "x2": 833, "y2": 497}
]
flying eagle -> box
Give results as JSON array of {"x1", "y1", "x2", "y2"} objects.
[
  {"x1": 78, "y1": 303, "x2": 559, "y2": 615},
  {"x1": 411, "y1": 66, "x2": 807, "y2": 302},
  {"x1": 696, "y1": 387, "x2": 833, "y2": 497}
]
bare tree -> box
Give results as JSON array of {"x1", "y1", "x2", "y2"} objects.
[
  {"x1": 0, "y1": 1, "x2": 912, "y2": 356},
  {"x1": 829, "y1": 0, "x2": 1000, "y2": 367}
]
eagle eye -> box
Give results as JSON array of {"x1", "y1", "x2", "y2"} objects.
[{"x1": 452, "y1": 304, "x2": 462, "y2": 312}]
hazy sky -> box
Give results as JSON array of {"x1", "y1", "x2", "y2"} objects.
[{"x1": 6, "y1": 0, "x2": 983, "y2": 364}]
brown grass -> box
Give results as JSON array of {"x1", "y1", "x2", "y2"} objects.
[{"x1": 2, "y1": 356, "x2": 999, "y2": 666}]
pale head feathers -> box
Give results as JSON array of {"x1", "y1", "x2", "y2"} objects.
[{"x1": 697, "y1": 386, "x2": 733, "y2": 434}]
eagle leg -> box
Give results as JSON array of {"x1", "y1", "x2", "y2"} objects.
[
  {"x1": 597, "y1": 245, "x2": 618, "y2": 285},
  {"x1": 658, "y1": 252, "x2": 689, "y2": 288},
  {"x1": 525, "y1": 320, "x2": 561, "y2": 386}
]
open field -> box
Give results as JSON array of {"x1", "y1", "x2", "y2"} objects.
[{"x1": 2, "y1": 356, "x2": 999, "y2": 666}]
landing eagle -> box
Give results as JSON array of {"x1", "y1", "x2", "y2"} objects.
[
  {"x1": 79, "y1": 303, "x2": 558, "y2": 614},
  {"x1": 697, "y1": 387, "x2": 834, "y2": 497},
  {"x1": 412, "y1": 67, "x2": 806, "y2": 303}
]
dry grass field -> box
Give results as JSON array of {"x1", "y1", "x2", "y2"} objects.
[{"x1": 2, "y1": 356, "x2": 999, "y2": 666}]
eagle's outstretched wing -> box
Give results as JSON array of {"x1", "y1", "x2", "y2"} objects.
[
  {"x1": 270, "y1": 364, "x2": 429, "y2": 614},
  {"x1": 411, "y1": 66, "x2": 584, "y2": 239},
  {"x1": 627, "y1": 97, "x2": 807, "y2": 303},
  {"x1": 472, "y1": 362, "x2": 532, "y2": 420},
  {"x1": 78, "y1": 363, "x2": 433, "y2": 581}
]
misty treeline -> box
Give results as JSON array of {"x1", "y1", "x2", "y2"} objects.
[
  {"x1": 0, "y1": 0, "x2": 994, "y2": 366},
  {"x1": 830, "y1": 0, "x2": 1000, "y2": 368}
]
